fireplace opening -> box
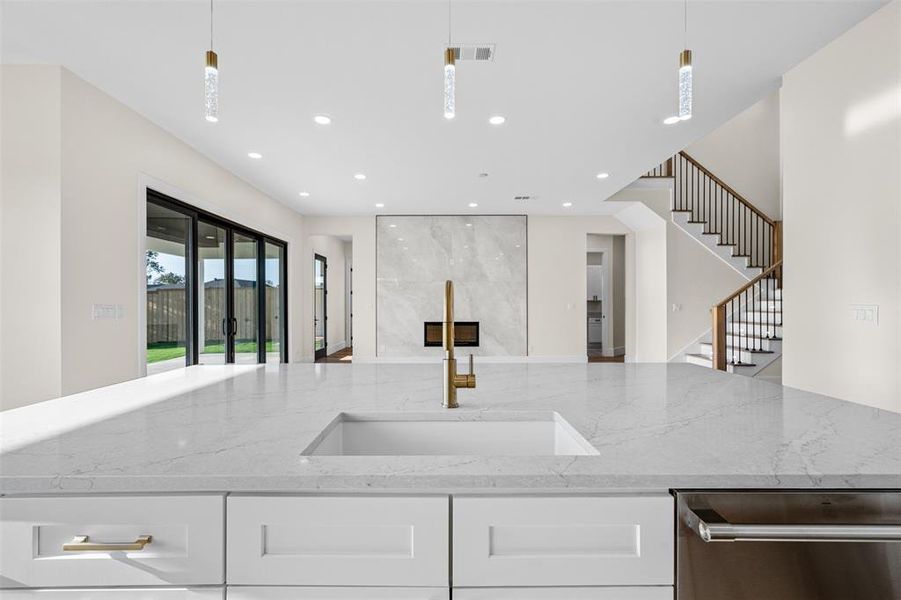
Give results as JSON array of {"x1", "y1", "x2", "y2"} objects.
[{"x1": 424, "y1": 321, "x2": 479, "y2": 347}]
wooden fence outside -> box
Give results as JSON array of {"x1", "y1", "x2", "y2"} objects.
[{"x1": 147, "y1": 287, "x2": 280, "y2": 344}]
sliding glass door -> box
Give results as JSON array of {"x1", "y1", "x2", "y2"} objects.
[
  {"x1": 146, "y1": 190, "x2": 288, "y2": 371},
  {"x1": 198, "y1": 220, "x2": 227, "y2": 365}
]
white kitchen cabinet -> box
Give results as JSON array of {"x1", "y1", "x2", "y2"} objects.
[
  {"x1": 453, "y1": 588, "x2": 672, "y2": 599},
  {"x1": 453, "y1": 496, "x2": 674, "y2": 587},
  {"x1": 226, "y1": 588, "x2": 448, "y2": 599},
  {"x1": 0, "y1": 588, "x2": 223, "y2": 599},
  {"x1": 227, "y1": 496, "x2": 448, "y2": 587},
  {"x1": 0, "y1": 496, "x2": 224, "y2": 589}
]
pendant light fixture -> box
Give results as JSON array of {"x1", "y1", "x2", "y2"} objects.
[
  {"x1": 443, "y1": 0, "x2": 456, "y2": 119},
  {"x1": 204, "y1": 0, "x2": 219, "y2": 123},
  {"x1": 678, "y1": 0, "x2": 692, "y2": 121}
]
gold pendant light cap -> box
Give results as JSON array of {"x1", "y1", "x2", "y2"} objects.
[
  {"x1": 206, "y1": 50, "x2": 218, "y2": 70},
  {"x1": 679, "y1": 49, "x2": 692, "y2": 68},
  {"x1": 445, "y1": 47, "x2": 456, "y2": 67}
]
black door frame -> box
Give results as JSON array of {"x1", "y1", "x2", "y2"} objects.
[
  {"x1": 314, "y1": 253, "x2": 328, "y2": 360},
  {"x1": 146, "y1": 189, "x2": 289, "y2": 365}
]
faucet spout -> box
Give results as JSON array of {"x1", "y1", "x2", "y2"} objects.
[{"x1": 443, "y1": 280, "x2": 475, "y2": 408}]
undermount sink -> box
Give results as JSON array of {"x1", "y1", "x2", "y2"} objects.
[{"x1": 302, "y1": 412, "x2": 599, "y2": 456}]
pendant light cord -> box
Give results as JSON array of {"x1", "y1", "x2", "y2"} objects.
[
  {"x1": 683, "y1": 0, "x2": 687, "y2": 48},
  {"x1": 447, "y1": 0, "x2": 452, "y2": 46},
  {"x1": 210, "y1": 0, "x2": 214, "y2": 51}
]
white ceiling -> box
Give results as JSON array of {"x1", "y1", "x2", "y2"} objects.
[{"x1": 1, "y1": 0, "x2": 885, "y2": 216}]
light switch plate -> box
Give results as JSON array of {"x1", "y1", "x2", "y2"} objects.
[
  {"x1": 850, "y1": 304, "x2": 878, "y2": 325},
  {"x1": 92, "y1": 304, "x2": 125, "y2": 320}
]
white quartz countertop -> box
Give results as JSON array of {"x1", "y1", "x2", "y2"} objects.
[{"x1": 2, "y1": 363, "x2": 900, "y2": 494}]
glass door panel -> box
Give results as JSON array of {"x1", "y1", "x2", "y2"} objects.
[
  {"x1": 145, "y1": 201, "x2": 191, "y2": 374},
  {"x1": 197, "y1": 221, "x2": 227, "y2": 364},
  {"x1": 233, "y1": 232, "x2": 259, "y2": 364},
  {"x1": 314, "y1": 254, "x2": 327, "y2": 360},
  {"x1": 265, "y1": 242, "x2": 285, "y2": 363}
]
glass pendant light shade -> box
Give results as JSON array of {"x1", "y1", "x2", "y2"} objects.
[
  {"x1": 444, "y1": 48, "x2": 456, "y2": 119},
  {"x1": 205, "y1": 50, "x2": 219, "y2": 123},
  {"x1": 678, "y1": 49, "x2": 692, "y2": 120}
]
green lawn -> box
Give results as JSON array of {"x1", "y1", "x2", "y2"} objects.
[{"x1": 147, "y1": 341, "x2": 279, "y2": 363}]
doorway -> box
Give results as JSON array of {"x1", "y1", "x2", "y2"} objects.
[
  {"x1": 586, "y1": 234, "x2": 626, "y2": 363},
  {"x1": 314, "y1": 254, "x2": 327, "y2": 360}
]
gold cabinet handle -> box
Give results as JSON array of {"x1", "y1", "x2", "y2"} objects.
[{"x1": 62, "y1": 534, "x2": 153, "y2": 552}]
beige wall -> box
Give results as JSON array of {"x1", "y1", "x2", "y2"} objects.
[
  {"x1": 782, "y1": 0, "x2": 901, "y2": 413},
  {"x1": 527, "y1": 214, "x2": 667, "y2": 361},
  {"x1": 687, "y1": 91, "x2": 782, "y2": 220},
  {"x1": 0, "y1": 66, "x2": 305, "y2": 410},
  {"x1": 0, "y1": 66, "x2": 63, "y2": 408}
]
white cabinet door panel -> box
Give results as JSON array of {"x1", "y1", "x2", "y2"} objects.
[
  {"x1": 227, "y1": 587, "x2": 448, "y2": 599},
  {"x1": 0, "y1": 496, "x2": 224, "y2": 589},
  {"x1": 0, "y1": 588, "x2": 223, "y2": 599},
  {"x1": 454, "y1": 588, "x2": 672, "y2": 599},
  {"x1": 227, "y1": 496, "x2": 448, "y2": 586},
  {"x1": 453, "y1": 496, "x2": 673, "y2": 587}
]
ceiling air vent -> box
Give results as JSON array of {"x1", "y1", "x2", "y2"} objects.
[{"x1": 450, "y1": 44, "x2": 496, "y2": 62}]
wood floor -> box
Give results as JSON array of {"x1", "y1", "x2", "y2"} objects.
[
  {"x1": 318, "y1": 346, "x2": 353, "y2": 363},
  {"x1": 588, "y1": 354, "x2": 625, "y2": 363}
]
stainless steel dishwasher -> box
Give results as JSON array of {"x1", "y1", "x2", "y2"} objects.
[{"x1": 676, "y1": 491, "x2": 901, "y2": 599}]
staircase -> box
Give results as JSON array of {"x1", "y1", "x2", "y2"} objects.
[{"x1": 644, "y1": 152, "x2": 783, "y2": 377}]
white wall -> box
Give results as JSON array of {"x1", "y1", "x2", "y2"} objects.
[
  {"x1": 0, "y1": 66, "x2": 63, "y2": 408},
  {"x1": 309, "y1": 235, "x2": 347, "y2": 355},
  {"x1": 781, "y1": 0, "x2": 901, "y2": 413},
  {"x1": 0, "y1": 66, "x2": 306, "y2": 410},
  {"x1": 687, "y1": 91, "x2": 782, "y2": 220}
]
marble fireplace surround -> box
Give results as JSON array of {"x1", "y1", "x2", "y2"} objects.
[{"x1": 376, "y1": 215, "x2": 527, "y2": 358}]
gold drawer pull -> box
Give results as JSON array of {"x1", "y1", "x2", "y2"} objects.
[{"x1": 62, "y1": 534, "x2": 153, "y2": 552}]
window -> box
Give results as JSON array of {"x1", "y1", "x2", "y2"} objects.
[{"x1": 145, "y1": 190, "x2": 288, "y2": 372}]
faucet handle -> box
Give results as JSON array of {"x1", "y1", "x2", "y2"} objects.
[{"x1": 468, "y1": 353, "x2": 474, "y2": 375}]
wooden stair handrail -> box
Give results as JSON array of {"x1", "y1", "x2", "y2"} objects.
[
  {"x1": 711, "y1": 260, "x2": 782, "y2": 371},
  {"x1": 714, "y1": 260, "x2": 783, "y2": 309},
  {"x1": 679, "y1": 151, "x2": 776, "y2": 228}
]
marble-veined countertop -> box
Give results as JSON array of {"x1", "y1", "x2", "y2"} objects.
[{"x1": 1, "y1": 363, "x2": 899, "y2": 494}]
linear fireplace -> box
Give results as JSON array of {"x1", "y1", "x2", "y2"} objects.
[{"x1": 423, "y1": 321, "x2": 479, "y2": 347}]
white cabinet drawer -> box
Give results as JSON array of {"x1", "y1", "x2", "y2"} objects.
[
  {"x1": 453, "y1": 588, "x2": 672, "y2": 600},
  {"x1": 227, "y1": 588, "x2": 448, "y2": 599},
  {"x1": 0, "y1": 496, "x2": 224, "y2": 588},
  {"x1": 0, "y1": 589, "x2": 223, "y2": 599},
  {"x1": 453, "y1": 496, "x2": 673, "y2": 587},
  {"x1": 227, "y1": 496, "x2": 449, "y2": 586}
]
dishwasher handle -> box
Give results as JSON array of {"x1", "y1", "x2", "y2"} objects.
[{"x1": 685, "y1": 506, "x2": 901, "y2": 543}]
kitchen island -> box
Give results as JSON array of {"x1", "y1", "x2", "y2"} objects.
[{"x1": 1, "y1": 363, "x2": 900, "y2": 598}]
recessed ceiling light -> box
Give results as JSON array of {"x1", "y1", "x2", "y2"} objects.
[
  {"x1": 354, "y1": 173, "x2": 367, "y2": 180},
  {"x1": 205, "y1": 235, "x2": 216, "y2": 240},
  {"x1": 466, "y1": 223, "x2": 473, "y2": 227},
  {"x1": 663, "y1": 116, "x2": 681, "y2": 125},
  {"x1": 375, "y1": 202, "x2": 384, "y2": 208},
  {"x1": 596, "y1": 172, "x2": 610, "y2": 179},
  {"x1": 562, "y1": 202, "x2": 573, "y2": 208},
  {"x1": 468, "y1": 202, "x2": 478, "y2": 208},
  {"x1": 389, "y1": 223, "x2": 397, "y2": 228},
  {"x1": 488, "y1": 115, "x2": 506, "y2": 125},
  {"x1": 299, "y1": 191, "x2": 310, "y2": 197},
  {"x1": 397, "y1": 238, "x2": 404, "y2": 242},
  {"x1": 247, "y1": 152, "x2": 263, "y2": 159},
  {"x1": 313, "y1": 115, "x2": 332, "y2": 125}
]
